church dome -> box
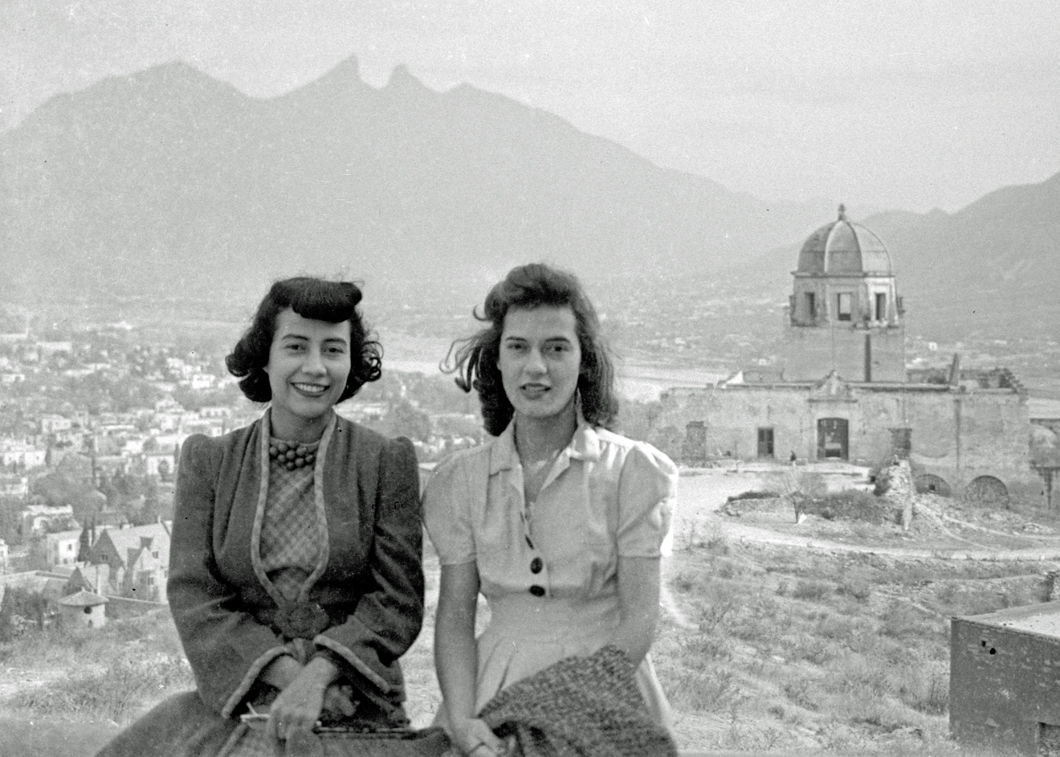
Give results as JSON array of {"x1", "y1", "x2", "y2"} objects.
[{"x1": 796, "y1": 205, "x2": 893, "y2": 275}]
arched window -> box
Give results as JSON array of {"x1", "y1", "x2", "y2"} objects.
[
  {"x1": 965, "y1": 476, "x2": 1009, "y2": 506},
  {"x1": 914, "y1": 474, "x2": 951, "y2": 497}
]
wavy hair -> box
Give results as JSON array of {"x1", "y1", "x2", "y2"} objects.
[
  {"x1": 226, "y1": 277, "x2": 382, "y2": 403},
  {"x1": 446, "y1": 263, "x2": 618, "y2": 436}
]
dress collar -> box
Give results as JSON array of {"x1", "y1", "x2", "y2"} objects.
[{"x1": 489, "y1": 413, "x2": 602, "y2": 475}]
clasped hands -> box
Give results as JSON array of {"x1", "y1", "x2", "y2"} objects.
[{"x1": 264, "y1": 655, "x2": 355, "y2": 743}]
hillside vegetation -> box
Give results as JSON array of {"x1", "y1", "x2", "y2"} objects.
[{"x1": 2, "y1": 468, "x2": 1053, "y2": 756}]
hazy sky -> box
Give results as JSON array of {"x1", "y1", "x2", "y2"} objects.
[{"x1": 3, "y1": 0, "x2": 1059, "y2": 212}]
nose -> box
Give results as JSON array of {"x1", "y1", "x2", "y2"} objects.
[
  {"x1": 303, "y1": 347, "x2": 326, "y2": 374},
  {"x1": 525, "y1": 348, "x2": 546, "y2": 375}
]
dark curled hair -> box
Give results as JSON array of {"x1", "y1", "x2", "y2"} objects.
[
  {"x1": 226, "y1": 277, "x2": 382, "y2": 403},
  {"x1": 445, "y1": 263, "x2": 618, "y2": 436}
]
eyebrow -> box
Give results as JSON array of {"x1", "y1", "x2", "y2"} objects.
[
  {"x1": 278, "y1": 334, "x2": 349, "y2": 345},
  {"x1": 503, "y1": 335, "x2": 572, "y2": 344}
]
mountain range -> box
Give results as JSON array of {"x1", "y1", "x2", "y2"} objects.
[{"x1": 1, "y1": 56, "x2": 1057, "y2": 341}]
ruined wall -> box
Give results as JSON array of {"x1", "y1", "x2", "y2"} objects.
[
  {"x1": 951, "y1": 605, "x2": 1060, "y2": 756},
  {"x1": 652, "y1": 380, "x2": 1039, "y2": 501}
]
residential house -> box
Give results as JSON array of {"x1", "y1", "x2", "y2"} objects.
[
  {"x1": 40, "y1": 415, "x2": 73, "y2": 435},
  {"x1": 87, "y1": 522, "x2": 171, "y2": 602},
  {"x1": 45, "y1": 527, "x2": 83, "y2": 567},
  {"x1": 1, "y1": 440, "x2": 47, "y2": 469},
  {"x1": 26, "y1": 505, "x2": 76, "y2": 536},
  {"x1": 0, "y1": 474, "x2": 28, "y2": 497}
]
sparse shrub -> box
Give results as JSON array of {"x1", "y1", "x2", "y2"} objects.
[
  {"x1": 792, "y1": 579, "x2": 831, "y2": 601},
  {"x1": 727, "y1": 489, "x2": 778, "y2": 502},
  {"x1": 683, "y1": 633, "x2": 730, "y2": 661},
  {"x1": 704, "y1": 528, "x2": 731, "y2": 556},
  {"x1": 782, "y1": 678, "x2": 817, "y2": 710},
  {"x1": 900, "y1": 660, "x2": 949, "y2": 715},
  {"x1": 669, "y1": 666, "x2": 747, "y2": 711},
  {"x1": 880, "y1": 600, "x2": 934, "y2": 639},
  {"x1": 715, "y1": 557, "x2": 742, "y2": 580},
  {"x1": 837, "y1": 578, "x2": 872, "y2": 602},
  {"x1": 671, "y1": 571, "x2": 698, "y2": 593}
]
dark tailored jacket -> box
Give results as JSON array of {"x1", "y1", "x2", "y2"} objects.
[{"x1": 168, "y1": 414, "x2": 424, "y2": 719}]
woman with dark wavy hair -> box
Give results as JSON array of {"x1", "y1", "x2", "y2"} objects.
[
  {"x1": 96, "y1": 277, "x2": 425, "y2": 757},
  {"x1": 423, "y1": 264, "x2": 677, "y2": 756}
]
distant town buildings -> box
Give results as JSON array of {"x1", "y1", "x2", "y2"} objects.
[{"x1": 650, "y1": 206, "x2": 1054, "y2": 504}]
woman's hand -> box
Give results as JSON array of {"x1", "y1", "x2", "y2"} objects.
[
  {"x1": 450, "y1": 717, "x2": 507, "y2": 757},
  {"x1": 321, "y1": 682, "x2": 357, "y2": 720},
  {"x1": 266, "y1": 656, "x2": 341, "y2": 743}
]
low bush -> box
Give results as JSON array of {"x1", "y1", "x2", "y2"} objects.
[
  {"x1": 727, "y1": 490, "x2": 779, "y2": 502},
  {"x1": 802, "y1": 490, "x2": 892, "y2": 525}
]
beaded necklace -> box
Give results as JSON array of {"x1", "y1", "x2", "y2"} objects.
[{"x1": 268, "y1": 439, "x2": 318, "y2": 470}]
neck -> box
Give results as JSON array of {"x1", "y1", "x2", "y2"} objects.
[
  {"x1": 513, "y1": 407, "x2": 578, "y2": 463},
  {"x1": 269, "y1": 408, "x2": 332, "y2": 444}
]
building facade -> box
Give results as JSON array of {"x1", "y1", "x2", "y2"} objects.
[{"x1": 649, "y1": 207, "x2": 1043, "y2": 503}]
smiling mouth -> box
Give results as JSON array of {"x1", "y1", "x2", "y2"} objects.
[
  {"x1": 292, "y1": 383, "x2": 328, "y2": 396},
  {"x1": 521, "y1": 384, "x2": 550, "y2": 398}
]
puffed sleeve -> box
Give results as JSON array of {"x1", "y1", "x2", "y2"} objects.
[
  {"x1": 313, "y1": 436, "x2": 425, "y2": 698},
  {"x1": 168, "y1": 435, "x2": 289, "y2": 717},
  {"x1": 616, "y1": 442, "x2": 678, "y2": 558},
  {"x1": 421, "y1": 451, "x2": 477, "y2": 565}
]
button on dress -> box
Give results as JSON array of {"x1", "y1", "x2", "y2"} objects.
[{"x1": 423, "y1": 420, "x2": 677, "y2": 731}]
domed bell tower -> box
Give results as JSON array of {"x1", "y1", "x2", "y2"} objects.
[{"x1": 783, "y1": 205, "x2": 905, "y2": 382}]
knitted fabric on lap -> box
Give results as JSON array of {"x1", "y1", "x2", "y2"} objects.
[{"x1": 478, "y1": 645, "x2": 677, "y2": 757}]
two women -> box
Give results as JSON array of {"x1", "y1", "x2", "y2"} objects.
[
  {"x1": 423, "y1": 264, "x2": 677, "y2": 756},
  {"x1": 97, "y1": 278, "x2": 425, "y2": 756},
  {"x1": 99, "y1": 265, "x2": 675, "y2": 757}
]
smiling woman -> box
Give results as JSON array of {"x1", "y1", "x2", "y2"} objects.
[{"x1": 94, "y1": 277, "x2": 427, "y2": 757}]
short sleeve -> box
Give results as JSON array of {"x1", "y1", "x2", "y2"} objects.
[
  {"x1": 616, "y1": 442, "x2": 678, "y2": 558},
  {"x1": 422, "y1": 452, "x2": 477, "y2": 565}
]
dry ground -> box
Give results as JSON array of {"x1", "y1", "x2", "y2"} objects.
[{"x1": 2, "y1": 463, "x2": 1054, "y2": 756}]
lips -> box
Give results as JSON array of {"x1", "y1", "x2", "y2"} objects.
[
  {"x1": 292, "y1": 382, "x2": 328, "y2": 396},
  {"x1": 520, "y1": 384, "x2": 550, "y2": 399}
]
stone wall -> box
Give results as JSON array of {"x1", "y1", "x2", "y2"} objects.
[{"x1": 651, "y1": 379, "x2": 1040, "y2": 503}]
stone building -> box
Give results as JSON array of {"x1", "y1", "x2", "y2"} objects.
[
  {"x1": 950, "y1": 601, "x2": 1060, "y2": 755},
  {"x1": 58, "y1": 589, "x2": 108, "y2": 629},
  {"x1": 649, "y1": 207, "x2": 1043, "y2": 503}
]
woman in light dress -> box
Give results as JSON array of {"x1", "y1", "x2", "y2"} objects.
[{"x1": 422, "y1": 263, "x2": 677, "y2": 757}]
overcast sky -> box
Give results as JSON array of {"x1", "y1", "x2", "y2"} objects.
[{"x1": 3, "y1": 0, "x2": 1059, "y2": 212}]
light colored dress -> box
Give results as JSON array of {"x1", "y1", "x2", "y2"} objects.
[{"x1": 422, "y1": 419, "x2": 677, "y2": 731}]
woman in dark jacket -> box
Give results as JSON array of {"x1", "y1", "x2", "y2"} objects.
[{"x1": 96, "y1": 277, "x2": 424, "y2": 756}]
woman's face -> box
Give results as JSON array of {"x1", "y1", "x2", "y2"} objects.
[
  {"x1": 498, "y1": 305, "x2": 582, "y2": 427},
  {"x1": 265, "y1": 308, "x2": 352, "y2": 440}
]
